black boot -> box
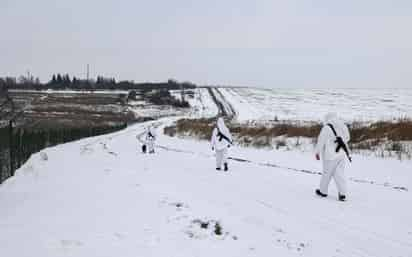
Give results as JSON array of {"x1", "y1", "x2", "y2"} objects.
[
  {"x1": 315, "y1": 189, "x2": 327, "y2": 197},
  {"x1": 224, "y1": 163, "x2": 228, "y2": 171},
  {"x1": 216, "y1": 167, "x2": 221, "y2": 171},
  {"x1": 338, "y1": 194, "x2": 346, "y2": 201}
]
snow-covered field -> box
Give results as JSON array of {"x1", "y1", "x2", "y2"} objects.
[
  {"x1": 128, "y1": 88, "x2": 219, "y2": 120},
  {"x1": 10, "y1": 87, "x2": 412, "y2": 123},
  {"x1": 216, "y1": 88, "x2": 412, "y2": 123},
  {"x1": 1, "y1": 118, "x2": 412, "y2": 257}
]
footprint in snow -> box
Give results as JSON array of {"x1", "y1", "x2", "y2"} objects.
[
  {"x1": 275, "y1": 238, "x2": 307, "y2": 252},
  {"x1": 273, "y1": 227, "x2": 307, "y2": 252},
  {"x1": 158, "y1": 198, "x2": 189, "y2": 210},
  {"x1": 169, "y1": 202, "x2": 189, "y2": 211},
  {"x1": 114, "y1": 232, "x2": 126, "y2": 240},
  {"x1": 60, "y1": 239, "x2": 83, "y2": 248},
  {"x1": 80, "y1": 146, "x2": 93, "y2": 155},
  {"x1": 143, "y1": 233, "x2": 160, "y2": 246},
  {"x1": 167, "y1": 214, "x2": 189, "y2": 223}
]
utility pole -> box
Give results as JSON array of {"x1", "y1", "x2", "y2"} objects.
[
  {"x1": 9, "y1": 120, "x2": 14, "y2": 176},
  {"x1": 27, "y1": 70, "x2": 32, "y2": 83},
  {"x1": 87, "y1": 64, "x2": 90, "y2": 82}
]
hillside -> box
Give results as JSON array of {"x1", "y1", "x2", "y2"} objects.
[{"x1": 1, "y1": 118, "x2": 411, "y2": 257}]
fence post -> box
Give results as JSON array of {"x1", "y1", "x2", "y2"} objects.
[
  {"x1": 0, "y1": 151, "x2": 3, "y2": 184},
  {"x1": 9, "y1": 120, "x2": 14, "y2": 177}
]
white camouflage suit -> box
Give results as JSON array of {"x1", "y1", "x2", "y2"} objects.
[
  {"x1": 211, "y1": 118, "x2": 233, "y2": 170},
  {"x1": 315, "y1": 113, "x2": 351, "y2": 196},
  {"x1": 145, "y1": 126, "x2": 157, "y2": 153}
]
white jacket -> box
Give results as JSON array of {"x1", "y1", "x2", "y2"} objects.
[
  {"x1": 145, "y1": 127, "x2": 156, "y2": 143},
  {"x1": 211, "y1": 118, "x2": 233, "y2": 151},
  {"x1": 315, "y1": 113, "x2": 350, "y2": 161}
]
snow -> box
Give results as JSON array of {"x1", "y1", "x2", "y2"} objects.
[
  {"x1": 210, "y1": 88, "x2": 236, "y2": 117},
  {"x1": 219, "y1": 88, "x2": 412, "y2": 123},
  {"x1": 1, "y1": 118, "x2": 412, "y2": 257},
  {"x1": 128, "y1": 104, "x2": 186, "y2": 119},
  {"x1": 218, "y1": 88, "x2": 260, "y2": 122},
  {"x1": 196, "y1": 88, "x2": 220, "y2": 118},
  {"x1": 170, "y1": 88, "x2": 219, "y2": 118}
]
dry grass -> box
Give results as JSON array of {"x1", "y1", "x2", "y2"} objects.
[
  {"x1": 164, "y1": 118, "x2": 216, "y2": 140},
  {"x1": 164, "y1": 118, "x2": 321, "y2": 148},
  {"x1": 164, "y1": 118, "x2": 412, "y2": 157},
  {"x1": 350, "y1": 119, "x2": 412, "y2": 143},
  {"x1": 231, "y1": 123, "x2": 321, "y2": 138}
]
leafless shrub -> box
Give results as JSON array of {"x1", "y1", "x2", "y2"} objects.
[{"x1": 275, "y1": 139, "x2": 287, "y2": 149}]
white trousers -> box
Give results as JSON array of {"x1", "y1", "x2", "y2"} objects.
[
  {"x1": 215, "y1": 148, "x2": 228, "y2": 169},
  {"x1": 319, "y1": 158, "x2": 347, "y2": 195},
  {"x1": 147, "y1": 140, "x2": 155, "y2": 153}
]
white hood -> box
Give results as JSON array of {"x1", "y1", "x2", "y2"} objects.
[
  {"x1": 323, "y1": 112, "x2": 350, "y2": 142},
  {"x1": 217, "y1": 117, "x2": 231, "y2": 139},
  {"x1": 315, "y1": 112, "x2": 351, "y2": 160}
]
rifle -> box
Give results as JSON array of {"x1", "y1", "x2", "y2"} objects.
[
  {"x1": 216, "y1": 127, "x2": 233, "y2": 145},
  {"x1": 147, "y1": 131, "x2": 155, "y2": 139},
  {"x1": 327, "y1": 124, "x2": 352, "y2": 162}
]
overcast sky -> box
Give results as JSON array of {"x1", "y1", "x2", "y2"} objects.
[{"x1": 1, "y1": 0, "x2": 412, "y2": 88}]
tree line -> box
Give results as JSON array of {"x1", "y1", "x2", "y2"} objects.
[
  {"x1": 0, "y1": 74, "x2": 197, "y2": 91},
  {"x1": 0, "y1": 123, "x2": 127, "y2": 184}
]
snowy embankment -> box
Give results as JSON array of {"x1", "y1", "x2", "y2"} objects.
[
  {"x1": 170, "y1": 88, "x2": 219, "y2": 118},
  {"x1": 1, "y1": 118, "x2": 412, "y2": 257},
  {"x1": 207, "y1": 88, "x2": 237, "y2": 118},
  {"x1": 218, "y1": 88, "x2": 261, "y2": 122}
]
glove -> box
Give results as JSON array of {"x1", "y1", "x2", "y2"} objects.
[
  {"x1": 228, "y1": 144, "x2": 231, "y2": 148},
  {"x1": 212, "y1": 147, "x2": 214, "y2": 151}
]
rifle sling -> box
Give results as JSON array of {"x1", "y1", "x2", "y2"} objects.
[
  {"x1": 327, "y1": 123, "x2": 352, "y2": 162},
  {"x1": 217, "y1": 127, "x2": 232, "y2": 145}
]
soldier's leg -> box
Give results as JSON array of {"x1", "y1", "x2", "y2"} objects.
[
  {"x1": 216, "y1": 149, "x2": 223, "y2": 169},
  {"x1": 319, "y1": 160, "x2": 335, "y2": 195},
  {"x1": 223, "y1": 148, "x2": 229, "y2": 171},
  {"x1": 333, "y1": 159, "x2": 347, "y2": 196}
]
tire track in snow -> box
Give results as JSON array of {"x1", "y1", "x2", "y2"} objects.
[
  {"x1": 256, "y1": 199, "x2": 412, "y2": 257},
  {"x1": 153, "y1": 136, "x2": 412, "y2": 255},
  {"x1": 77, "y1": 119, "x2": 411, "y2": 256},
  {"x1": 97, "y1": 122, "x2": 409, "y2": 193},
  {"x1": 154, "y1": 144, "x2": 408, "y2": 193},
  {"x1": 207, "y1": 87, "x2": 237, "y2": 119},
  {"x1": 82, "y1": 118, "x2": 409, "y2": 193}
]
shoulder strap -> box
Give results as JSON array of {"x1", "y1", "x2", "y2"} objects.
[
  {"x1": 327, "y1": 123, "x2": 338, "y2": 137},
  {"x1": 327, "y1": 123, "x2": 352, "y2": 162}
]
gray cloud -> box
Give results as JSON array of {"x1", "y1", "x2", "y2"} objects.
[{"x1": 1, "y1": 0, "x2": 411, "y2": 88}]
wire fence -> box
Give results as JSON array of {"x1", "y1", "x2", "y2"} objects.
[{"x1": 0, "y1": 122, "x2": 127, "y2": 184}]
